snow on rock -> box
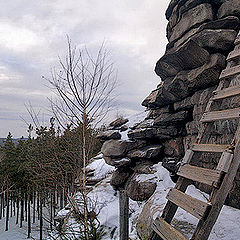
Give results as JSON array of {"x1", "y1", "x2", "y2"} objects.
[
  {"x1": 86, "y1": 154, "x2": 115, "y2": 181},
  {"x1": 120, "y1": 111, "x2": 148, "y2": 140}
]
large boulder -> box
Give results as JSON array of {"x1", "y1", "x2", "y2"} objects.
[
  {"x1": 163, "y1": 138, "x2": 185, "y2": 158},
  {"x1": 168, "y1": 4, "x2": 213, "y2": 43},
  {"x1": 168, "y1": 16, "x2": 239, "y2": 50},
  {"x1": 154, "y1": 111, "x2": 189, "y2": 126},
  {"x1": 127, "y1": 145, "x2": 163, "y2": 160},
  {"x1": 155, "y1": 40, "x2": 210, "y2": 80},
  {"x1": 126, "y1": 173, "x2": 157, "y2": 201},
  {"x1": 142, "y1": 82, "x2": 180, "y2": 108},
  {"x1": 101, "y1": 139, "x2": 145, "y2": 158},
  {"x1": 104, "y1": 156, "x2": 132, "y2": 167},
  {"x1": 128, "y1": 125, "x2": 179, "y2": 140},
  {"x1": 192, "y1": 29, "x2": 237, "y2": 52},
  {"x1": 96, "y1": 130, "x2": 121, "y2": 141},
  {"x1": 218, "y1": 0, "x2": 240, "y2": 19},
  {"x1": 110, "y1": 168, "x2": 131, "y2": 188},
  {"x1": 145, "y1": 53, "x2": 225, "y2": 108},
  {"x1": 109, "y1": 117, "x2": 129, "y2": 128}
]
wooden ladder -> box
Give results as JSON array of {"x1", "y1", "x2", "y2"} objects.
[{"x1": 150, "y1": 32, "x2": 240, "y2": 240}]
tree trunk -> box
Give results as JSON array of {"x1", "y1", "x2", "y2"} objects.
[
  {"x1": 27, "y1": 194, "x2": 31, "y2": 238},
  {"x1": 40, "y1": 194, "x2": 43, "y2": 240},
  {"x1": 5, "y1": 188, "x2": 10, "y2": 231}
]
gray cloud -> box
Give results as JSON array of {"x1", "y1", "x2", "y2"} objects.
[{"x1": 0, "y1": 0, "x2": 170, "y2": 137}]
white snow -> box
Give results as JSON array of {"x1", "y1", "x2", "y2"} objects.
[
  {"x1": 120, "y1": 111, "x2": 148, "y2": 140},
  {"x1": 2, "y1": 154, "x2": 240, "y2": 239}
]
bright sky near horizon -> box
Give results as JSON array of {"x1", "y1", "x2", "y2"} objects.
[{"x1": 0, "y1": 0, "x2": 171, "y2": 138}]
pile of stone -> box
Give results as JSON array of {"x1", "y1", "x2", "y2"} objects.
[{"x1": 100, "y1": 0, "x2": 240, "y2": 208}]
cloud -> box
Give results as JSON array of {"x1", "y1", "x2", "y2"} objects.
[{"x1": 0, "y1": 0, "x2": 171, "y2": 137}]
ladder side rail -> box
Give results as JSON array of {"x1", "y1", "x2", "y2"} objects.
[{"x1": 191, "y1": 140, "x2": 240, "y2": 240}]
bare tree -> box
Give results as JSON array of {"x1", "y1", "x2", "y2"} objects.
[{"x1": 45, "y1": 37, "x2": 117, "y2": 239}]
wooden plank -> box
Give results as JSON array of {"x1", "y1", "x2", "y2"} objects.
[
  {"x1": 192, "y1": 144, "x2": 232, "y2": 153},
  {"x1": 166, "y1": 189, "x2": 211, "y2": 219},
  {"x1": 216, "y1": 151, "x2": 233, "y2": 172},
  {"x1": 220, "y1": 65, "x2": 240, "y2": 80},
  {"x1": 212, "y1": 86, "x2": 240, "y2": 100},
  {"x1": 152, "y1": 217, "x2": 187, "y2": 240},
  {"x1": 227, "y1": 48, "x2": 240, "y2": 61},
  {"x1": 200, "y1": 108, "x2": 240, "y2": 122},
  {"x1": 192, "y1": 141, "x2": 240, "y2": 240},
  {"x1": 178, "y1": 164, "x2": 223, "y2": 187}
]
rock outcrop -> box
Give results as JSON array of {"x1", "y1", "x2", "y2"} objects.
[{"x1": 99, "y1": 0, "x2": 240, "y2": 215}]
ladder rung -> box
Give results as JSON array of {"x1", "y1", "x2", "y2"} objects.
[
  {"x1": 220, "y1": 65, "x2": 240, "y2": 80},
  {"x1": 212, "y1": 86, "x2": 240, "y2": 100},
  {"x1": 227, "y1": 49, "x2": 240, "y2": 61},
  {"x1": 152, "y1": 217, "x2": 187, "y2": 240},
  {"x1": 200, "y1": 108, "x2": 240, "y2": 122},
  {"x1": 192, "y1": 144, "x2": 232, "y2": 152},
  {"x1": 178, "y1": 164, "x2": 223, "y2": 187},
  {"x1": 166, "y1": 189, "x2": 211, "y2": 219}
]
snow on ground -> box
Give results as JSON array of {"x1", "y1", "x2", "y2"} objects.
[
  {"x1": 1, "y1": 149, "x2": 240, "y2": 239},
  {"x1": 0, "y1": 207, "x2": 50, "y2": 240},
  {"x1": 54, "y1": 157, "x2": 240, "y2": 240}
]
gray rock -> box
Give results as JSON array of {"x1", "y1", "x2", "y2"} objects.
[
  {"x1": 174, "y1": 90, "x2": 202, "y2": 111},
  {"x1": 168, "y1": 4, "x2": 213, "y2": 43},
  {"x1": 155, "y1": 125, "x2": 179, "y2": 139},
  {"x1": 101, "y1": 139, "x2": 145, "y2": 158},
  {"x1": 126, "y1": 173, "x2": 157, "y2": 201},
  {"x1": 127, "y1": 145, "x2": 163, "y2": 160},
  {"x1": 127, "y1": 125, "x2": 179, "y2": 140},
  {"x1": 104, "y1": 156, "x2": 132, "y2": 167},
  {"x1": 109, "y1": 117, "x2": 129, "y2": 128},
  {"x1": 146, "y1": 105, "x2": 172, "y2": 119},
  {"x1": 186, "y1": 121, "x2": 200, "y2": 135},
  {"x1": 192, "y1": 29, "x2": 237, "y2": 52},
  {"x1": 218, "y1": 0, "x2": 240, "y2": 19},
  {"x1": 127, "y1": 128, "x2": 157, "y2": 140},
  {"x1": 162, "y1": 157, "x2": 180, "y2": 173},
  {"x1": 131, "y1": 119, "x2": 154, "y2": 129},
  {"x1": 155, "y1": 40, "x2": 210, "y2": 80},
  {"x1": 97, "y1": 130, "x2": 121, "y2": 141},
  {"x1": 163, "y1": 138, "x2": 185, "y2": 157},
  {"x1": 168, "y1": 16, "x2": 239, "y2": 50},
  {"x1": 110, "y1": 169, "x2": 131, "y2": 188},
  {"x1": 167, "y1": 0, "x2": 219, "y2": 35},
  {"x1": 120, "y1": 125, "x2": 128, "y2": 132},
  {"x1": 144, "y1": 54, "x2": 225, "y2": 109},
  {"x1": 154, "y1": 111, "x2": 189, "y2": 126},
  {"x1": 142, "y1": 82, "x2": 180, "y2": 108}
]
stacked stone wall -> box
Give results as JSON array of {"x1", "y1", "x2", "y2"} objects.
[{"x1": 100, "y1": 0, "x2": 240, "y2": 209}]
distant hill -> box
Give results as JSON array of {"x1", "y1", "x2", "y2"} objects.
[{"x1": 0, "y1": 138, "x2": 27, "y2": 146}]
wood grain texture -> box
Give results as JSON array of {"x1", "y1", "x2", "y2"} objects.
[
  {"x1": 192, "y1": 144, "x2": 232, "y2": 153},
  {"x1": 220, "y1": 65, "x2": 240, "y2": 80},
  {"x1": 166, "y1": 189, "x2": 211, "y2": 219},
  {"x1": 212, "y1": 86, "x2": 240, "y2": 100},
  {"x1": 200, "y1": 108, "x2": 240, "y2": 122},
  {"x1": 178, "y1": 164, "x2": 222, "y2": 187},
  {"x1": 192, "y1": 141, "x2": 240, "y2": 240},
  {"x1": 152, "y1": 217, "x2": 187, "y2": 240}
]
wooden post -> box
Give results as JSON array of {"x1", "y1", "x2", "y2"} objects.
[{"x1": 119, "y1": 189, "x2": 129, "y2": 240}]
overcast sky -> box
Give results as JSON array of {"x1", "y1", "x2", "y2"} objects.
[{"x1": 0, "y1": 0, "x2": 170, "y2": 138}]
